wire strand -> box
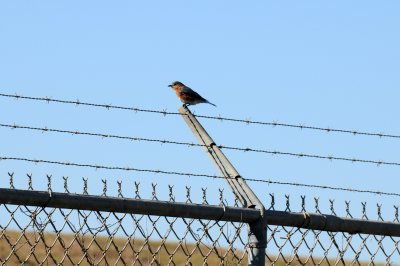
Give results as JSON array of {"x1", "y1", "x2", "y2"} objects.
[
  {"x1": 0, "y1": 156, "x2": 218, "y2": 178},
  {"x1": 246, "y1": 178, "x2": 400, "y2": 198},
  {"x1": 2, "y1": 122, "x2": 399, "y2": 167},
  {"x1": 0, "y1": 123, "x2": 199, "y2": 148},
  {"x1": 0, "y1": 155, "x2": 398, "y2": 198},
  {"x1": 1, "y1": 92, "x2": 399, "y2": 140},
  {"x1": 0, "y1": 93, "x2": 179, "y2": 115},
  {"x1": 219, "y1": 146, "x2": 399, "y2": 167}
]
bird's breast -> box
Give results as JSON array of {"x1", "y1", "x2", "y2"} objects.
[{"x1": 176, "y1": 90, "x2": 196, "y2": 103}]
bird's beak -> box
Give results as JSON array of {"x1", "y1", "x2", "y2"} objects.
[{"x1": 168, "y1": 85, "x2": 172, "y2": 88}]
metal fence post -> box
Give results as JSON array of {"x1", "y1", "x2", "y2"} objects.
[
  {"x1": 248, "y1": 217, "x2": 267, "y2": 265},
  {"x1": 179, "y1": 105, "x2": 266, "y2": 265}
]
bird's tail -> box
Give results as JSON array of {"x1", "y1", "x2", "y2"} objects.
[{"x1": 206, "y1": 100, "x2": 217, "y2": 107}]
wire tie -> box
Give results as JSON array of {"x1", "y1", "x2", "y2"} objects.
[
  {"x1": 301, "y1": 212, "x2": 311, "y2": 228},
  {"x1": 217, "y1": 205, "x2": 226, "y2": 221}
]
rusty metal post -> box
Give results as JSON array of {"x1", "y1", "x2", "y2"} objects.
[{"x1": 179, "y1": 105, "x2": 266, "y2": 266}]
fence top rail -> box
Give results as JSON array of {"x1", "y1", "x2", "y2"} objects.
[
  {"x1": 1, "y1": 188, "x2": 400, "y2": 237},
  {"x1": 266, "y1": 210, "x2": 400, "y2": 237},
  {"x1": 0, "y1": 188, "x2": 260, "y2": 223}
]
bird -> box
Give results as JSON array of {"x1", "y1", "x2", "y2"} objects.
[{"x1": 168, "y1": 81, "x2": 216, "y2": 107}]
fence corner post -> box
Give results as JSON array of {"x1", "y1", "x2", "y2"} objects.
[{"x1": 247, "y1": 207, "x2": 266, "y2": 266}]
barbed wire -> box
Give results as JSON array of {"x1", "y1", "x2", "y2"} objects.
[
  {"x1": 1, "y1": 92, "x2": 400, "y2": 140},
  {"x1": 246, "y1": 178, "x2": 400, "y2": 198},
  {"x1": 0, "y1": 156, "x2": 219, "y2": 178},
  {"x1": 0, "y1": 155, "x2": 399, "y2": 198},
  {"x1": 0, "y1": 123, "x2": 199, "y2": 148},
  {"x1": 219, "y1": 146, "x2": 399, "y2": 167},
  {"x1": 2, "y1": 122, "x2": 399, "y2": 167},
  {"x1": 0, "y1": 92, "x2": 179, "y2": 115}
]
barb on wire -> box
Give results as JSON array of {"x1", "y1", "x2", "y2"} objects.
[
  {"x1": 2, "y1": 122, "x2": 399, "y2": 167},
  {"x1": 0, "y1": 155, "x2": 398, "y2": 198},
  {"x1": 1, "y1": 92, "x2": 400, "y2": 140}
]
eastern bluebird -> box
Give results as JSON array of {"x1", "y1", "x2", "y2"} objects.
[{"x1": 168, "y1": 81, "x2": 216, "y2": 107}]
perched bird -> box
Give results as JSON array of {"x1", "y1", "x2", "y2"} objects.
[{"x1": 168, "y1": 81, "x2": 216, "y2": 107}]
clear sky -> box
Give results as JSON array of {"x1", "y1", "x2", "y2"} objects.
[{"x1": 1, "y1": 1, "x2": 400, "y2": 222}]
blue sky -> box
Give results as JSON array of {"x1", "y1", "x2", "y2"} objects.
[{"x1": 1, "y1": 1, "x2": 400, "y2": 221}]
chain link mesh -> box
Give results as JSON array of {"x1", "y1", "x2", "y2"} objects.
[
  {"x1": 0, "y1": 173, "x2": 399, "y2": 265},
  {"x1": 0, "y1": 173, "x2": 247, "y2": 266},
  {"x1": 265, "y1": 194, "x2": 400, "y2": 265}
]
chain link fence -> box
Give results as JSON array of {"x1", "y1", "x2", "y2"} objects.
[
  {"x1": 265, "y1": 195, "x2": 400, "y2": 265},
  {"x1": 0, "y1": 173, "x2": 248, "y2": 266},
  {"x1": 0, "y1": 173, "x2": 399, "y2": 265}
]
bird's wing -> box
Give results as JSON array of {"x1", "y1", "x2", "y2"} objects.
[{"x1": 180, "y1": 86, "x2": 205, "y2": 100}]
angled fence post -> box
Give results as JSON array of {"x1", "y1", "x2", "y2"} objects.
[{"x1": 179, "y1": 105, "x2": 266, "y2": 266}]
